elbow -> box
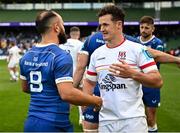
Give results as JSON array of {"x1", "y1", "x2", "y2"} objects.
[
  {"x1": 61, "y1": 94, "x2": 69, "y2": 101},
  {"x1": 60, "y1": 93, "x2": 73, "y2": 102},
  {"x1": 157, "y1": 79, "x2": 163, "y2": 88},
  {"x1": 153, "y1": 77, "x2": 163, "y2": 88}
]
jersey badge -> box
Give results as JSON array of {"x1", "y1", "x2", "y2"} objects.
[{"x1": 118, "y1": 51, "x2": 126, "y2": 61}]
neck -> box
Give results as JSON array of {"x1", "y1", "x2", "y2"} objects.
[
  {"x1": 107, "y1": 34, "x2": 124, "y2": 48},
  {"x1": 40, "y1": 33, "x2": 58, "y2": 45}
]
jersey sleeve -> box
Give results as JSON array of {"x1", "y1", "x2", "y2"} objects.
[
  {"x1": 86, "y1": 52, "x2": 97, "y2": 82},
  {"x1": 156, "y1": 40, "x2": 164, "y2": 52},
  {"x1": 80, "y1": 36, "x2": 90, "y2": 55},
  {"x1": 54, "y1": 53, "x2": 73, "y2": 84},
  {"x1": 138, "y1": 46, "x2": 158, "y2": 73}
]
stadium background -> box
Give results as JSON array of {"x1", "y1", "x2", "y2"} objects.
[{"x1": 0, "y1": 0, "x2": 180, "y2": 132}]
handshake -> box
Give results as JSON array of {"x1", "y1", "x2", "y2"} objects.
[{"x1": 82, "y1": 95, "x2": 102, "y2": 112}]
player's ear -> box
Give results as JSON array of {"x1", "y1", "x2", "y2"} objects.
[
  {"x1": 116, "y1": 21, "x2": 122, "y2": 30},
  {"x1": 54, "y1": 23, "x2": 60, "y2": 33}
]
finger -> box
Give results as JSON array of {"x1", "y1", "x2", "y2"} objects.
[
  {"x1": 118, "y1": 60, "x2": 127, "y2": 64},
  {"x1": 93, "y1": 106, "x2": 101, "y2": 112},
  {"x1": 109, "y1": 67, "x2": 116, "y2": 73}
]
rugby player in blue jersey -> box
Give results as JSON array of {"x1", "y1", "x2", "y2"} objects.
[
  {"x1": 137, "y1": 16, "x2": 164, "y2": 132},
  {"x1": 73, "y1": 31, "x2": 105, "y2": 132},
  {"x1": 19, "y1": 10, "x2": 102, "y2": 132}
]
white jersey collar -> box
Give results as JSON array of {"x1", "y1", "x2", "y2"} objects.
[{"x1": 140, "y1": 35, "x2": 155, "y2": 44}]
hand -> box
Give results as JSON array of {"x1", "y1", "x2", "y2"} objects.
[
  {"x1": 93, "y1": 105, "x2": 101, "y2": 112},
  {"x1": 109, "y1": 60, "x2": 136, "y2": 78},
  {"x1": 81, "y1": 106, "x2": 87, "y2": 113},
  {"x1": 94, "y1": 96, "x2": 102, "y2": 112}
]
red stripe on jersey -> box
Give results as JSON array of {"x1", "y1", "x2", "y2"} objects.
[
  {"x1": 140, "y1": 62, "x2": 156, "y2": 69},
  {"x1": 87, "y1": 71, "x2": 97, "y2": 76}
]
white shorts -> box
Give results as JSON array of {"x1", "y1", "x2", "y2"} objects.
[
  {"x1": 8, "y1": 60, "x2": 18, "y2": 68},
  {"x1": 98, "y1": 117, "x2": 148, "y2": 133}
]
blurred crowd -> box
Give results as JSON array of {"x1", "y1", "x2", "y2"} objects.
[
  {"x1": 0, "y1": 31, "x2": 40, "y2": 56},
  {"x1": 0, "y1": 25, "x2": 180, "y2": 57}
]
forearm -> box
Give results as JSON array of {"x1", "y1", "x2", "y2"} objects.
[
  {"x1": 83, "y1": 79, "x2": 96, "y2": 95},
  {"x1": 73, "y1": 53, "x2": 88, "y2": 88},
  {"x1": 64, "y1": 88, "x2": 100, "y2": 106},
  {"x1": 148, "y1": 47, "x2": 180, "y2": 63},
  {"x1": 131, "y1": 70, "x2": 163, "y2": 88},
  {"x1": 155, "y1": 53, "x2": 180, "y2": 63},
  {"x1": 58, "y1": 82, "x2": 101, "y2": 106},
  {"x1": 73, "y1": 68, "x2": 86, "y2": 88}
]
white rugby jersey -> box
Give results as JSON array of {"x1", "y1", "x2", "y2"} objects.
[
  {"x1": 60, "y1": 38, "x2": 83, "y2": 74},
  {"x1": 86, "y1": 39, "x2": 158, "y2": 126},
  {"x1": 8, "y1": 45, "x2": 21, "y2": 63}
]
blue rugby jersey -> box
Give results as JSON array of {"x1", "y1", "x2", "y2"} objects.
[
  {"x1": 19, "y1": 43, "x2": 73, "y2": 126},
  {"x1": 81, "y1": 32, "x2": 105, "y2": 66}
]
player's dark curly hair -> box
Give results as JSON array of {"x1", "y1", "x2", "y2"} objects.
[
  {"x1": 98, "y1": 4, "x2": 125, "y2": 23},
  {"x1": 140, "y1": 16, "x2": 154, "y2": 25}
]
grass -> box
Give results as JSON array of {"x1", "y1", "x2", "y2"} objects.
[
  {"x1": 0, "y1": 60, "x2": 82, "y2": 132},
  {"x1": 0, "y1": 60, "x2": 180, "y2": 132}
]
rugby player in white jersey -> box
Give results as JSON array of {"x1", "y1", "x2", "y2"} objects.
[
  {"x1": 7, "y1": 40, "x2": 21, "y2": 81},
  {"x1": 59, "y1": 26, "x2": 83, "y2": 73},
  {"x1": 84, "y1": 5, "x2": 163, "y2": 132},
  {"x1": 59, "y1": 26, "x2": 83, "y2": 125}
]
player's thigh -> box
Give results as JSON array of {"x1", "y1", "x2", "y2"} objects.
[
  {"x1": 83, "y1": 106, "x2": 99, "y2": 123},
  {"x1": 8, "y1": 61, "x2": 17, "y2": 68},
  {"x1": 142, "y1": 87, "x2": 160, "y2": 107}
]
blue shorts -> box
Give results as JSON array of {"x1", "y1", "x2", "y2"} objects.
[
  {"x1": 142, "y1": 86, "x2": 160, "y2": 108},
  {"x1": 83, "y1": 84, "x2": 100, "y2": 123},
  {"x1": 24, "y1": 116, "x2": 73, "y2": 132}
]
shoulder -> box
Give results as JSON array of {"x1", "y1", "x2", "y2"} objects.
[
  {"x1": 154, "y1": 37, "x2": 163, "y2": 45},
  {"x1": 92, "y1": 44, "x2": 106, "y2": 55},
  {"x1": 125, "y1": 39, "x2": 143, "y2": 48},
  {"x1": 125, "y1": 34, "x2": 140, "y2": 43}
]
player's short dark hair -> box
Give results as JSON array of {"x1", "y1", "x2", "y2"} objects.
[
  {"x1": 70, "y1": 26, "x2": 80, "y2": 33},
  {"x1": 140, "y1": 16, "x2": 154, "y2": 25},
  {"x1": 35, "y1": 10, "x2": 57, "y2": 34},
  {"x1": 98, "y1": 5, "x2": 125, "y2": 23}
]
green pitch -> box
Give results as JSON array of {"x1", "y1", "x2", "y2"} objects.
[{"x1": 0, "y1": 60, "x2": 180, "y2": 132}]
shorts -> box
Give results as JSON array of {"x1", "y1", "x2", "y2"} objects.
[
  {"x1": 83, "y1": 83, "x2": 100, "y2": 123},
  {"x1": 8, "y1": 60, "x2": 18, "y2": 68},
  {"x1": 24, "y1": 116, "x2": 73, "y2": 132},
  {"x1": 99, "y1": 117, "x2": 148, "y2": 133},
  {"x1": 142, "y1": 86, "x2": 160, "y2": 107}
]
